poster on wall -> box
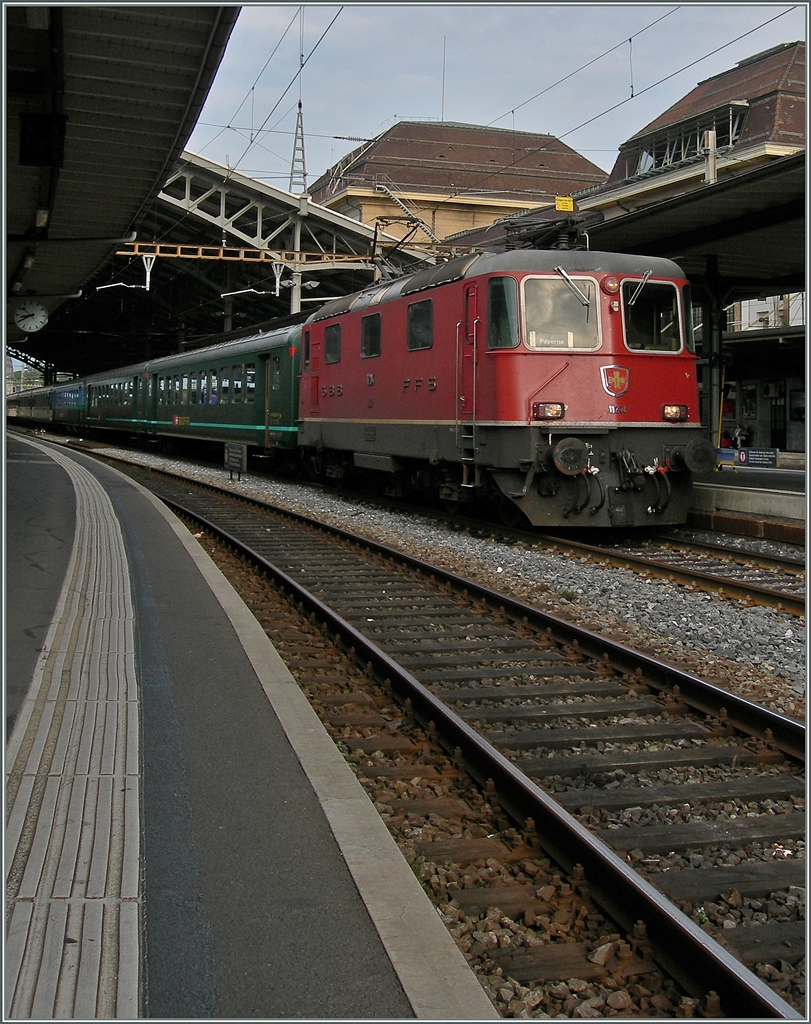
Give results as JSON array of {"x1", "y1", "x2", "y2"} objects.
[{"x1": 741, "y1": 384, "x2": 757, "y2": 419}]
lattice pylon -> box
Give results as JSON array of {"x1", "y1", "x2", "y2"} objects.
[{"x1": 289, "y1": 101, "x2": 308, "y2": 194}]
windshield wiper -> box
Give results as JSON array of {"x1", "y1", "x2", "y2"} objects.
[
  {"x1": 627, "y1": 270, "x2": 652, "y2": 306},
  {"x1": 554, "y1": 265, "x2": 590, "y2": 307}
]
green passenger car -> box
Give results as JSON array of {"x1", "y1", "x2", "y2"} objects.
[
  {"x1": 10, "y1": 324, "x2": 304, "y2": 454},
  {"x1": 136, "y1": 326, "x2": 302, "y2": 450}
]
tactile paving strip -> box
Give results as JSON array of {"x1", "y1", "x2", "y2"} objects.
[{"x1": 6, "y1": 440, "x2": 140, "y2": 1019}]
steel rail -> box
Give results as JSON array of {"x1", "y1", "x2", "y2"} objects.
[
  {"x1": 151, "y1": 474, "x2": 804, "y2": 760},
  {"x1": 160, "y1": 493, "x2": 803, "y2": 1019},
  {"x1": 648, "y1": 533, "x2": 805, "y2": 570},
  {"x1": 529, "y1": 534, "x2": 805, "y2": 616}
]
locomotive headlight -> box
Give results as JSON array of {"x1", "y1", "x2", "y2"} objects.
[
  {"x1": 533, "y1": 402, "x2": 565, "y2": 420},
  {"x1": 601, "y1": 276, "x2": 620, "y2": 295},
  {"x1": 662, "y1": 404, "x2": 688, "y2": 421}
]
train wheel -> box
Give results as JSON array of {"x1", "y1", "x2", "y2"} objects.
[{"x1": 498, "y1": 495, "x2": 527, "y2": 528}]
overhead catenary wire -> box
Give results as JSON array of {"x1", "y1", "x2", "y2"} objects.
[
  {"x1": 439, "y1": 4, "x2": 799, "y2": 206},
  {"x1": 194, "y1": 6, "x2": 301, "y2": 156},
  {"x1": 227, "y1": 7, "x2": 344, "y2": 175},
  {"x1": 486, "y1": 6, "x2": 679, "y2": 127}
]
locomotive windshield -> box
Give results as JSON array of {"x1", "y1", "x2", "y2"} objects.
[
  {"x1": 523, "y1": 277, "x2": 599, "y2": 350},
  {"x1": 622, "y1": 281, "x2": 682, "y2": 351}
]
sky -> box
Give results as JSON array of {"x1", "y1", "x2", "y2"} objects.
[{"x1": 185, "y1": 2, "x2": 807, "y2": 186}]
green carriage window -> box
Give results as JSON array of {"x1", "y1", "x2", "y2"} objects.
[{"x1": 245, "y1": 363, "x2": 256, "y2": 401}]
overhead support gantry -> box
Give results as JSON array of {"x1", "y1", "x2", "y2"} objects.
[{"x1": 147, "y1": 152, "x2": 426, "y2": 314}]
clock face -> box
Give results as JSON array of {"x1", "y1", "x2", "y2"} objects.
[{"x1": 14, "y1": 299, "x2": 49, "y2": 333}]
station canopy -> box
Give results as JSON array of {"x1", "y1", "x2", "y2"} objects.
[{"x1": 6, "y1": 6, "x2": 423, "y2": 377}]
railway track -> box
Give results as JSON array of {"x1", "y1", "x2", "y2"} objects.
[
  {"x1": 37, "y1": 432, "x2": 805, "y2": 616},
  {"x1": 530, "y1": 531, "x2": 805, "y2": 618},
  {"x1": 117, "y1": 462, "x2": 804, "y2": 1018}
]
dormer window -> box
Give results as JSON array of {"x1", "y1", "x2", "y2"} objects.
[{"x1": 633, "y1": 101, "x2": 748, "y2": 178}]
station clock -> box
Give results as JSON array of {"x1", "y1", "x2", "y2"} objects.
[{"x1": 14, "y1": 298, "x2": 49, "y2": 333}]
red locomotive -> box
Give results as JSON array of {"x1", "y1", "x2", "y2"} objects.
[{"x1": 298, "y1": 249, "x2": 715, "y2": 527}]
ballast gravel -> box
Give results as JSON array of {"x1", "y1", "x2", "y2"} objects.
[{"x1": 99, "y1": 447, "x2": 806, "y2": 719}]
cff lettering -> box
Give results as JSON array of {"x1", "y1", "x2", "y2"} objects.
[{"x1": 403, "y1": 377, "x2": 437, "y2": 391}]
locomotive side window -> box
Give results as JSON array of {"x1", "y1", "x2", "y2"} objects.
[
  {"x1": 623, "y1": 282, "x2": 681, "y2": 351},
  {"x1": 488, "y1": 277, "x2": 520, "y2": 349},
  {"x1": 324, "y1": 324, "x2": 342, "y2": 364},
  {"x1": 361, "y1": 313, "x2": 382, "y2": 358},
  {"x1": 523, "y1": 278, "x2": 599, "y2": 350},
  {"x1": 407, "y1": 299, "x2": 433, "y2": 350},
  {"x1": 683, "y1": 285, "x2": 697, "y2": 353}
]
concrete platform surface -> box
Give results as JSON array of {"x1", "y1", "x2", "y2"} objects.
[{"x1": 5, "y1": 434, "x2": 498, "y2": 1020}]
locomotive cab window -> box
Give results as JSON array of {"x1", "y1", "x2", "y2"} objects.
[
  {"x1": 407, "y1": 299, "x2": 433, "y2": 350},
  {"x1": 488, "y1": 277, "x2": 519, "y2": 348},
  {"x1": 623, "y1": 281, "x2": 681, "y2": 351},
  {"x1": 361, "y1": 313, "x2": 381, "y2": 358},
  {"x1": 523, "y1": 277, "x2": 599, "y2": 350},
  {"x1": 682, "y1": 285, "x2": 697, "y2": 353},
  {"x1": 324, "y1": 324, "x2": 342, "y2": 364}
]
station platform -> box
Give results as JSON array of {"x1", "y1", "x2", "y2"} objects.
[
  {"x1": 691, "y1": 461, "x2": 805, "y2": 545},
  {"x1": 5, "y1": 434, "x2": 498, "y2": 1020}
]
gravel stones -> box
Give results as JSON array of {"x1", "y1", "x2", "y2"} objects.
[{"x1": 102, "y1": 449, "x2": 805, "y2": 715}]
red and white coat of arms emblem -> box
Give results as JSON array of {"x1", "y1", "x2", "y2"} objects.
[{"x1": 600, "y1": 365, "x2": 630, "y2": 397}]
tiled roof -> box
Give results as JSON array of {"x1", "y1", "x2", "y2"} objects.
[
  {"x1": 602, "y1": 41, "x2": 805, "y2": 186},
  {"x1": 628, "y1": 41, "x2": 805, "y2": 142},
  {"x1": 309, "y1": 121, "x2": 607, "y2": 204}
]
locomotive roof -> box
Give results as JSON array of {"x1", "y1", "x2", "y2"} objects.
[{"x1": 307, "y1": 249, "x2": 687, "y2": 322}]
